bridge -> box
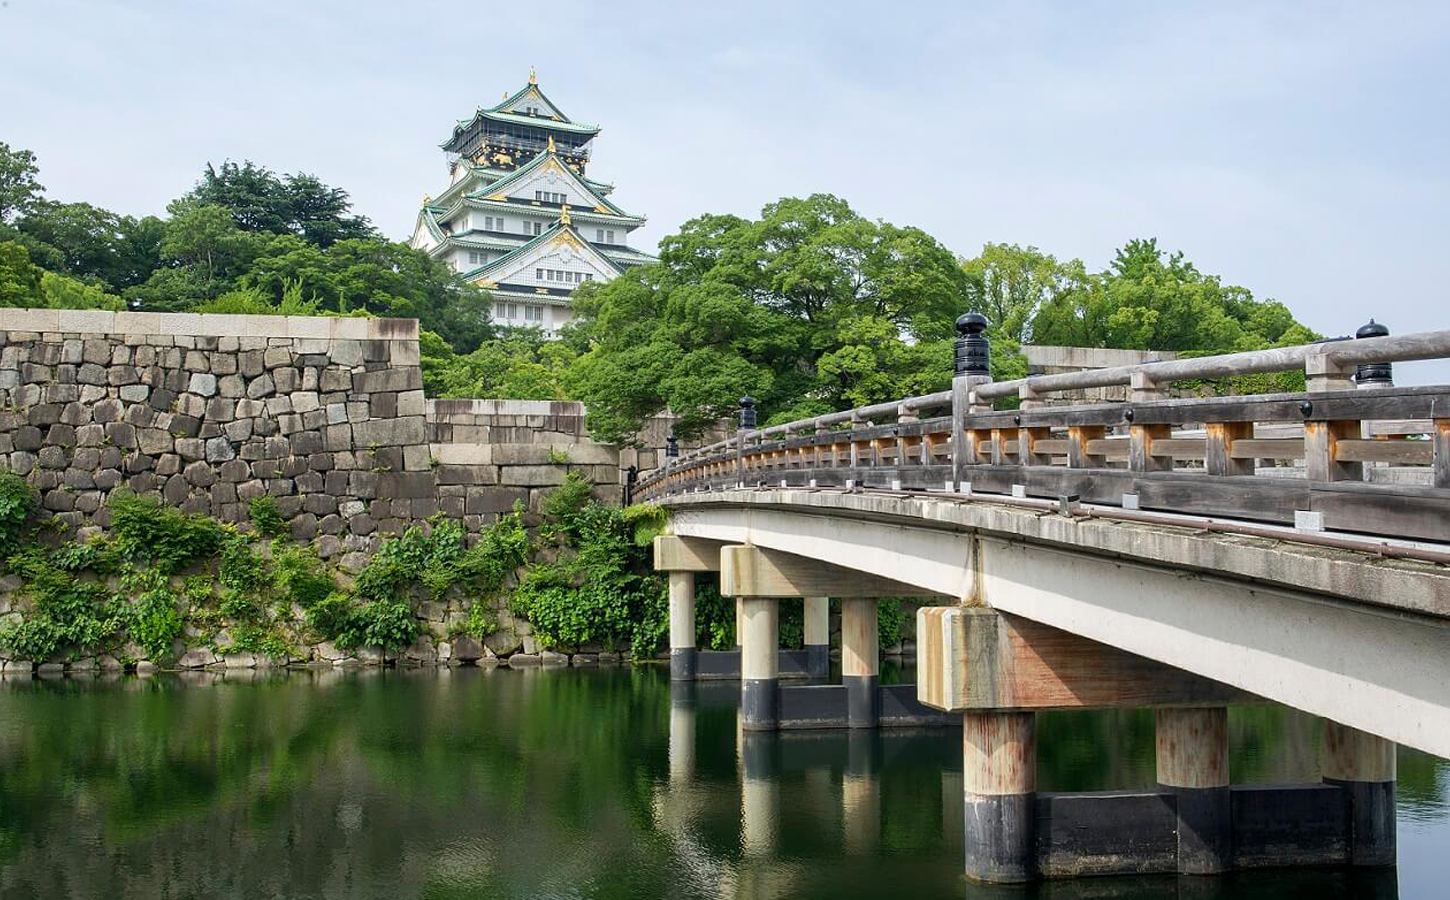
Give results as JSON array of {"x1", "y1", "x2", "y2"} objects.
[{"x1": 637, "y1": 316, "x2": 1450, "y2": 883}]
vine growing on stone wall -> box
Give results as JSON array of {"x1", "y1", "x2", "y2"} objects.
[{"x1": 510, "y1": 471, "x2": 667, "y2": 657}]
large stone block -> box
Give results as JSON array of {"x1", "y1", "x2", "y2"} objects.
[
  {"x1": 499, "y1": 465, "x2": 567, "y2": 487},
  {"x1": 351, "y1": 416, "x2": 426, "y2": 448},
  {"x1": 351, "y1": 367, "x2": 423, "y2": 394}
]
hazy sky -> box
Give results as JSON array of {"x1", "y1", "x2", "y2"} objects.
[{"x1": 3, "y1": 1, "x2": 1447, "y2": 374}]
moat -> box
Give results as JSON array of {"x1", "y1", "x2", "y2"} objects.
[{"x1": 0, "y1": 666, "x2": 1445, "y2": 899}]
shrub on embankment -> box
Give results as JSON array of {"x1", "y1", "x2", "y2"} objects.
[{"x1": 0, "y1": 469, "x2": 680, "y2": 669}]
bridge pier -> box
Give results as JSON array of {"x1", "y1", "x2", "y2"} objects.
[
  {"x1": 1323, "y1": 720, "x2": 1397, "y2": 866},
  {"x1": 740, "y1": 597, "x2": 780, "y2": 731},
  {"x1": 668, "y1": 571, "x2": 697, "y2": 681},
  {"x1": 1156, "y1": 707, "x2": 1231, "y2": 874},
  {"x1": 963, "y1": 711, "x2": 1037, "y2": 883},
  {"x1": 842, "y1": 598, "x2": 880, "y2": 728},
  {"x1": 804, "y1": 596, "x2": 830, "y2": 680}
]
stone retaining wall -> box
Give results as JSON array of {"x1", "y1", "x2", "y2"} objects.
[{"x1": 0, "y1": 309, "x2": 692, "y2": 672}]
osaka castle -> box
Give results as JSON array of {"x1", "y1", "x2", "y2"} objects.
[{"x1": 409, "y1": 70, "x2": 654, "y2": 336}]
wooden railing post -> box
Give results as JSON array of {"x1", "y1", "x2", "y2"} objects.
[
  {"x1": 1067, "y1": 425, "x2": 1106, "y2": 469},
  {"x1": 1129, "y1": 423, "x2": 1172, "y2": 473},
  {"x1": 1435, "y1": 418, "x2": 1450, "y2": 489},
  {"x1": 1205, "y1": 422, "x2": 1254, "y2": 477},
  {"x1": 1305, "y1": 420, "x2": 1363, "y2": 482}
]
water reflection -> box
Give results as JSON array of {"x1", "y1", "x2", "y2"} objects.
[{"x1": 0, "y1": 666, "x2": 1444, "y2": 899}]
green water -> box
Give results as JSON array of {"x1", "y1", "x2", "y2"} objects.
[{"x1": 0, "y1": 666, "x2": 1444, "y2": 899}]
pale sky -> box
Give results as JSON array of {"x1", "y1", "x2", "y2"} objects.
[{"x1": 3, "y1": 1, "x2": 1447, "y2": 376}]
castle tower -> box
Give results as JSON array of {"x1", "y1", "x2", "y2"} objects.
[{"x1": 409, "y1": 70, "x2": 653, "y2": 336}]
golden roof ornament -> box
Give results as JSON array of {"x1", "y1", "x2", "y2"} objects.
[
  {"x1": 547, "y1": 135, "x2": 556, "y2": 154},
  {"x1": 559, "y1": 204, "x2": 571, "y2": 226},
  {"x1": 422, "y1": 193, "x2": 431, "y2": 205},
  {"x1": 528, "y1": 66, "x2": 537, "y2": 85}
]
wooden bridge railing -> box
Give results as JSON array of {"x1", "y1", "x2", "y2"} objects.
[{"x1": 635, "y1": 318, "x2": 1450, "y2": 544}]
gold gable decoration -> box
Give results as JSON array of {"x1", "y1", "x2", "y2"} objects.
[
  {"x1": 528, "y1": 66, "x2": 537, "y2": 85},
  {"x1": 559, "y1": 204, "x2": 571, "y2": 226}
]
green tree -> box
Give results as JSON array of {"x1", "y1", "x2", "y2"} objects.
[
  {"x1": 0, "y1": 142, "x2": 43, "y2": 225},
  {"x1": 125, "y1": 201, "x2": 266, "y2": 308},
  {"x1": 960, "y1": 243, "x2": 1090, "y2": 343},
  {"x1": 182, "y1": 160, "x2": 374, "y2": 247},
  {"x1": 240, "y1": 236, "x2": 494, "y2": 352},
  {"x1": 564, "y1": 194, "x2": 972, "y2": 443},
  {"x1": 0, "y1": 240, "x2": 42, "y2": 306},
  {"x1": 423, "y1": 328, "x2": 577, "y2": 400},
  {"x1": 1030, "y1": 238, "x2": 1315, "y2": 353},
  {"x1": 13, "y1": 201, "x2": 163, "y2": 291}
]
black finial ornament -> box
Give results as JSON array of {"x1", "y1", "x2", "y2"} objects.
[
  {"x1": 666, "y1": 434, "x2": 679, "y2": 459},
  {"x1": 1354, "y1": 319, "x2": 1392, "y2": 386},
  {"x1": 738, "y1": 396, "x2": 757, "y2": 430},
  {"x1": 955, "y1": 312, "x2": 991, "y2": 376}
]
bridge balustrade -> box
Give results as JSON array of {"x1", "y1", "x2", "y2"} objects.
[{"x1": 637, "y1": 318, "x2": 1450, "y2": 544}]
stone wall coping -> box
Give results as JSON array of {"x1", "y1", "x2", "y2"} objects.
[
  {"x1": 0, "y1": 308, "x2": 418, "y2": 341},
  {"x1": 428, "y1": 398, "x2": 587, "y2": 416}
]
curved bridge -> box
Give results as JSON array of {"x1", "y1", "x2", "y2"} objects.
[{"x1": 641, "y1": 325, "x2": 1450, "y2": 882}]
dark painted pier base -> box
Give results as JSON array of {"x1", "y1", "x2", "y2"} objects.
[{"x1": 962, "y1": 712, "x2": 1399, "y2": 884}]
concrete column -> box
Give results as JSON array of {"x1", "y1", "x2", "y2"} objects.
[
  {"x1": 843, "y1": 730, "x2": 881, "y2": 854},
  {"x1": 963, "y1": 711, "x2": 1036, "y2": 883},
  {"x1": 668, "y1": 571, "x2": 697, "y2": 681},
  {"x1": 740, "y1": 597, "x2": 779, "y2": 731},
  {"x1": 841, "y1": 598, "x2": 880, "y2": 728},
  {"x1": 1156, "y1": 707, "x2": 1230, "y2": 874},
  {"x1": 668, "y1": 681, "x2": 696, "y2": 783},
  {"x1": 1322, "y1": 720, "x2": 1397, "y2": 866},
  {"x1": 803, "y1": 596, "x2": 829, "y2": 679}
]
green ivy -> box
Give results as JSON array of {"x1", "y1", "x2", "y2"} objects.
[{"x1": 0, "y1": 472, "x2": 37, "y2": 566}]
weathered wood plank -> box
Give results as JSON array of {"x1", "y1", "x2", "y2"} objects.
[
  {"x1": 1229, "y1": 439, "x2": 1304, "y2": 460},
  {"x1": 1332, "y1": 439, "x2": 1432, "y2": 465}
]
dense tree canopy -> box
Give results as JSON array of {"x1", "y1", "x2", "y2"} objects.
[
  {"x1": 559, "y1": 194, "x2": 977, "y2": 442},
  {"x1": 1028, "y1": 238, "x2": 1315, "y2": 352},
  {"x1": 0, "y1": 145, "x2": 493, "y2": 353},
  {"x1": 181, "y1": 161, "x2": 375, "y2": 247}
]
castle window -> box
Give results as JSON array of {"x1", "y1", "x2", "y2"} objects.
[
  {"x1": 606, "y1": 230, "x2": 616, "y2": 244},
  {"x1": 595, "y1": 228, "x2": 604, "y2": 242},
  {"x1": 536, "y1": 268, "x2": 543, "y2": 280},
  {"x1": 533, "y1": 222, "x2": 543, "y2": 235},
  {"x1": 468, "y1": 251, "x2": 481, "y2": 264},
  {"x1": 525, "y1": 305, "x2": 543, "y2": 322},
  {"x1": 508, "y1": 303, "x2": 518, "y2": 318},
  {"x1": 494, "y1": 302, "x2": 506, "y2": 318}
]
